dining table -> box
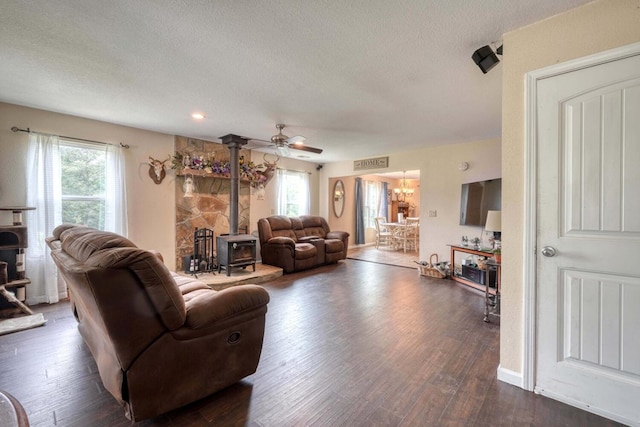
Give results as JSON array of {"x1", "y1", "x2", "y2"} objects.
[{"x1": 380, "y1": 220, "x2": 419, "y2": 252}]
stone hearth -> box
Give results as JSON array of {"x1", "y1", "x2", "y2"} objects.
[{"x1": 178, "y1": 263, "x2": 282, "y2": 291}]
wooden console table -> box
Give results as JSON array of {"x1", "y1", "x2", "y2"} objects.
[{"x1": 448, "y1": 244, "x2": 497, "y2": 295}]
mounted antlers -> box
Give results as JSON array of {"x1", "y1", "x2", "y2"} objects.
[
  {"x1": 148, "y1": 156, "x2": 170, "y2": 184},
  {"x1": 257, "y1": 152, "x2": 279, "y2": 186}
]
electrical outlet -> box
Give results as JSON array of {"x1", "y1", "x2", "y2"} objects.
[
  {"x1": 270, "y1": 209, "x2": 275, "y2": 215},
  {"x1": 429, "y1": 210, "x2": 437, "y2": 217}
]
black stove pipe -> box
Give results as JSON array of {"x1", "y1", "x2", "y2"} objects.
[{"x1": 220, "y1": 134, "x2": 247, "y2": 236}]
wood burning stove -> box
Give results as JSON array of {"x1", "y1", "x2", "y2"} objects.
[
  {"x1": 217, "y1": 134, "x2": 258, "y2": 276},
  {"x1": 216, "y1": 235, "x2": 256, "y2": 276}
]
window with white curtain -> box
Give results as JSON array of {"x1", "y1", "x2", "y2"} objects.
[
  {"x1": 276, "y1": 169, "x2": 310, "y2": 216},
  {"x1": 26, "y1": 133, "x2": 127, "y2": 304},
  {"x1": 60, "y1": 141, "x2": 108, "y2": 229},
  {"x1": 59, "y1": 139, "x2": 127, "y2": 233},
  {"x1": 364, "y1": 180, "x2": 382, "y2": 228}
]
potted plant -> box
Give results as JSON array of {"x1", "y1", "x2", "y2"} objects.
[{"x1": 493, "y1": 248, "x2": 502, "y2": 263}]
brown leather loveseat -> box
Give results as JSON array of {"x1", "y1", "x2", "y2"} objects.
[
  {"x1": 257, "y1": 215, "x2": 349, "y2": 273},
  {"x1": 46, "y1": 224, "x2": 270, "y2": 421}
]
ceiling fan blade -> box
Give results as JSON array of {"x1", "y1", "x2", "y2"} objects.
[
  {"x1": 244, "y1": 138, "x2": 271, "y2": 150},
  {"x1": 247, "y1": 125, "x2": 322, "y2": 156},
  {"x1": 290, "y1": 144, "x2": 323, "y2": 154},
  {"x1": 286, "y1": 135, "x2": 306, "y2": 145}
]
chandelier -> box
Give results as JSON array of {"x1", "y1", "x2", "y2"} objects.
[{"x1": 394, "y1": 171, "x2": 414, "y2": 202}]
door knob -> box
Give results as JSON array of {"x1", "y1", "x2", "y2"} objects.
[{"x1": 541, "y1": 246, "x2": 557, "y2": 257}]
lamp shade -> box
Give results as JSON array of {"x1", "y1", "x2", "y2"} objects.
[{"x1": 485, "y1": 210, "x2": 501, "y2": 232}]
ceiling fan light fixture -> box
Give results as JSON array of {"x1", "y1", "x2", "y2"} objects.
[
  {"x1": 288, "y1": 135, "x2": 306, "y2": 145},
  {"x1": 271, "y1": 135, "x2": 287, "y2": 144},
  {"x1": 271, "y1": 124, "x2": 288, "y2": 145},
  {"x1": 264, "y1": 123, "x2": 322, "y2": 155},
  {"x1": 276, "y1": 144, "x2": 290, "y2": 157}
]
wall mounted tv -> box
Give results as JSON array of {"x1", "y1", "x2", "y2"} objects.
[{"x1": 459, "y1": 178, "x2": 502, "y2": 226}]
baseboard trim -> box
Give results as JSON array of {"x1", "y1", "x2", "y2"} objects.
[
  {"x1": 497, "y1": 365, "x2": 524, "y2": 388},
  {"x1": 535, "y1": 387, "x2": 636, "y2": 426}
]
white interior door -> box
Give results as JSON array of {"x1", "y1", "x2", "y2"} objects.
[{"x1": 535, "y1": 52, "x2": 640, "y2": 425}]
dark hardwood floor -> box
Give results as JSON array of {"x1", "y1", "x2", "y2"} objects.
[{"x1": 0, "y1": 259, "x2": 620, "y2": 426}]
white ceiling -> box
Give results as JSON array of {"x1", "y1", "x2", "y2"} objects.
[{"x1": 0, "y1": 0, "x2": 590, "y2": 163}]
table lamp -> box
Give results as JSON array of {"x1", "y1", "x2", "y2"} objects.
[{"x1": 485, "y1": 210, "x2": 501, "y2": 249}]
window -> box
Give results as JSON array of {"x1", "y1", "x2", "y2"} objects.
[
  {"x1": 363, "y1": 180, "x2": 382, "y2": 228},
  {"x1": 277, "y1": 169, "x2": 310, "y2": 216},
  {"x1": 26, "y1": 132, "x2": 127, "y2": 304},
  {"x1": 60, "y1": 141, "x2": 108, "y2": 229}
]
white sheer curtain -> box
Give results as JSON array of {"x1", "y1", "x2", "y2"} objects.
[
  {"x1": 364, "y1": 180, "x2": 383, "y2": 228},
  {"x1": 276, "y1": 169, "x2": 310, "y2": 216},
  {"x1": 276, "y1": 169, "x2": 286, "y2": 215},
  {"x1": 26, "y1": 133, "x2": 64, "y2": 304},
  {"x1": 298, "y1": 171, "x2": 310, "y2": 215},
  {"x1": 25, "y1": 133, "x2": 128, "y2": 304},
  {"x1": 105, "y1": 143, "x2": 128, "y2": 236}
]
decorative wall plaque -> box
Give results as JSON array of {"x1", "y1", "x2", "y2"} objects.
[{"x1": 353, "y1": 156, "x2": 389, "y2": 171}]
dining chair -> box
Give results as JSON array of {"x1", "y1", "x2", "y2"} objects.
[
  {"x1": 398, "y1": 217, "x2": 420, "y2": 253},
  {"x1": 374, "y1": 217, "x2": 394, "y2": 249}
]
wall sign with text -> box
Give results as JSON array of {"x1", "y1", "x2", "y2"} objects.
[{"x1": 353, "y1": 156, "x2": 389, "y2": 171}]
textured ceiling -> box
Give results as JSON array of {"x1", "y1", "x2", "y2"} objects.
[{"x1": 0, "y1": 0, "x2": 591, "y2": 163}]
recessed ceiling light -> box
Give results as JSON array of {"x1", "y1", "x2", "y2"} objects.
[{"x1": 191, "y1": 113, "x2": 206, "y2": 120}]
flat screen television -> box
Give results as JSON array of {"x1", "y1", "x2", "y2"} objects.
[{"x1": 459, "y1": 178, "x2": 501, "y2": 226}]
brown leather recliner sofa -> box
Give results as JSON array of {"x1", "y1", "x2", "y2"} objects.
[
  {"x1": 46, "y1": 224, "x2": 270, "y2": 422},
  {"x1": 257, "y1": 215, "x2": 349, "y2": 273}
]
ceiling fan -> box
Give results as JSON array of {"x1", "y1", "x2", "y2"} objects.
[{"x1": 248, "y1": 124, "x2": 323, "y2": 157}]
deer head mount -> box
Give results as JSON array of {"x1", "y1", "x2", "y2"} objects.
[{"x1": 148, "y1": 156, "x2": 170, "y2": 184}]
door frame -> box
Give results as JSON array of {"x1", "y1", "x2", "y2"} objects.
[{"x1": 523, "y1": 41, "x2": 640, "y2": 393}]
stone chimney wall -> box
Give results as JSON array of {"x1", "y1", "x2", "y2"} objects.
[{"x1": 174, "y1": 136, "x2": 251, "y2": 271}]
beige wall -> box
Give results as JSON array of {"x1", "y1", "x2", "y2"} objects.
[
  {"x1": 326, "y1": 174, "x2": 406, "y2": 244},
  {"x1": 248, "y1": 151, "x2": 320, "y2": 233},
  {"x1": 0, "y1": 102, "x2": 177, "y2": 269},
  {"x1": 500, "y1": 0, "x2": 640, "y2": 374},
  {"x1": 321, "y1": 138, "x2": 501, "y2": 262},
  {"x1": 4, "y1": 0, "x2": 638, "y2": 386},
  {"x1": 419, "y1": 140, "x2": 501, "y2": 260},
  {"x1": 0, "y1": 101, "x2": 323, "y2": 271},
  {"x1": 327, "y1": 175, "x2": 355, "y2": 238}
]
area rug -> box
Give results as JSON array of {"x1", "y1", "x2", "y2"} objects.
[{"x1": 0, "y1": 313, "x2": 47, "y2": 336}]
